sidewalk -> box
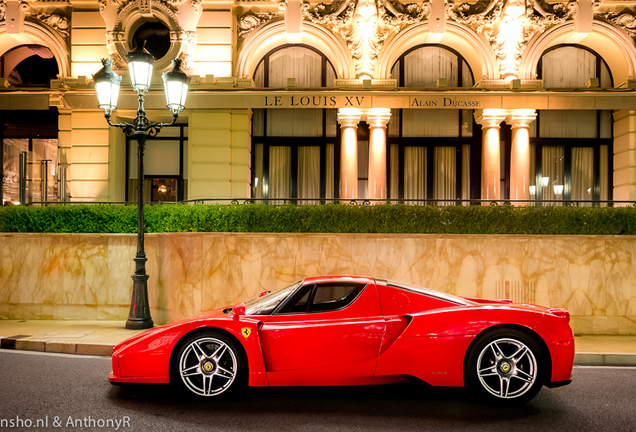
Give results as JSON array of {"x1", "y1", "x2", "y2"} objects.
[{"x1": 0, "y1": 320, "x2": 635, "y2": 366}]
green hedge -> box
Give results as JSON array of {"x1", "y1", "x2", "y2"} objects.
[{"x1": 1, "y1": 203, "x2": 635, "y2": 235}]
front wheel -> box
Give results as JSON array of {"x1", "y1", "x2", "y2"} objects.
[
  {"x1": 466, "y1": 329, "x2": 545, "y2": 405},
  {"x1": 173, "y1": 332, "x2": 245, "y2": 397}
]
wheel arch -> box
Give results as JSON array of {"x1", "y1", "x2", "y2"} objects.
[
  {"x1": 462, "y1": 324, "x2": 552, "y2": 386},
  {"x1": 168, "y1": 326, "x2": 249, "y2": 384}
]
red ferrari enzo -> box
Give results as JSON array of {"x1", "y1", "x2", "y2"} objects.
[{"x1": 109, "y1": 275, "x2": 574, "y2": 404}]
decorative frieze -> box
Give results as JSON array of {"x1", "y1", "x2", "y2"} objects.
[
  {"x1": 33, "y1": 12, "x2": 70, "y2": 41},
  {"x1": 600, "y1": 9, "x2": 636, "y2": 39},
  {"x1": 237, "y1": 11, "x2": 277, "y2": 38},
  {"x1": 99, "y1": 0, "x2": 202, "y2": 72},
  {"x1": 447, "y1": 0, "x2": 579, "y2": 79},
  {"x1": 303, "y1": 0, "x2": 430, "y2": 78}
]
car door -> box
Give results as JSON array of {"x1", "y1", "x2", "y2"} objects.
[{"x1": 259, "y1": 280, "x2": 385, "y2": 386}]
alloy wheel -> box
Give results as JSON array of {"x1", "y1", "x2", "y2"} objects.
[
  {"x1": 178, "y1": 337, "x2": 238, "y2": 397},
  {"x1": 476, "y1": 337, "x2": 538, "y2": 399}
]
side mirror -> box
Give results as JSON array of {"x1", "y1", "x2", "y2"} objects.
[
  {"x1": 232, "y1": 302, "x2": 245, "y2": 320},
  {"x1": 259, "y1": 290, "x2": 271, "y2": 297}
]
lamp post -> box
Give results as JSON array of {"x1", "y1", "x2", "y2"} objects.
[{"x1": 93, "y1": 41, "x2": 190, "y2": 329}]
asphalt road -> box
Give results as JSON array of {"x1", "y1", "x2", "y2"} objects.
[{"x1": 0, "y1": 349, "x2": 634, "y2": 432}]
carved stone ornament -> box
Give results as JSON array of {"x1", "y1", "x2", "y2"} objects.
[
  {"x1": 33, "y1": 12, "x2": 71, "y2": 41},
  {"x1": 599, "y1": 8, "x2": 636, "y2": 39},
  {"x1": 447, "y1": 0, "x2": 578, "y2": 79},
  {"x1": 303, "y1": 0, "x2": 430, "y2": 78},
  {"x1": 101, "y1": 0, "x2": 198, "y2": 72},
  {"x1": 0, "y1": 0, "x2": 32, "y2": 22},
  {"x1": 98, "y1": 0, "x2": 124, "y2": 15},
  {"x1": 237, "y1": 11, "x2": 277, "y2": 38},
  {"x1": 139, "y1": 0, "x2": 153, "y2": 16}
]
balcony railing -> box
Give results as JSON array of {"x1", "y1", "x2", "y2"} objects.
[{"x1": 16, "y1": 198, "x2": 636, "y2": 207}]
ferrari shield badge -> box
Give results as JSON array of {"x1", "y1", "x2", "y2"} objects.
[{"x1": 241, "y1": 328, "x2": 251, "y2": 339}]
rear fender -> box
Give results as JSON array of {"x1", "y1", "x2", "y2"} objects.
[{"x1": 402, "y1": 306, "x2": 544, "y2": 338}]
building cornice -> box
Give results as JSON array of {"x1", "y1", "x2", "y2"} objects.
[{"x1": 3, "y1": 87, "x2": 636, "y2": 111}]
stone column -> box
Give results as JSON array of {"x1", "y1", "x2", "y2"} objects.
[
  {"x1": 475, "y1": 109, "x2": 507, "y2": 201},
  {"x1": 366, "y1": 108, "x2": 391, "y2": 201},
  {"x1": 613, "y1": 110, "x2": 636, "y2": 203},
  {"x1": 68, "y1": 111, "x2": 111, "y2": 201},
  {"x1": 337, "y1": 108, "x2": 362, "y2": 200},
  {"x1": 506, "y1": 109, "x2": 536, "y2": 204},
  {"x1": 189, "y1": 110, "x2": 232, "y2": 199}
]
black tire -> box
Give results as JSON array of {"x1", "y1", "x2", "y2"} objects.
[
  {"x1": 465, "y1": 328, "x2": 545, "y2": 405},
  {"x1": 172, "y1": 331, "x2": 246, "y2": 398}
]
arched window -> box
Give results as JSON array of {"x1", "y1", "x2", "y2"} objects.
[
  {"x1": 1, "y1": 45, "x2": 58, "y2": 87},
  {"x1": 531, "y1": 45, "x2": 612, "y2": 205},
  {"x1": 252, "y1": 45, "x2": 338, "y2": 203},
  {"x1": 388, "y1": 45, "x2": 476, "y2": 204}
]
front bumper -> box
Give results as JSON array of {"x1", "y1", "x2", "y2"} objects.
[{"x1": 108, "y1": 354, "x2": 170, "y2": 384}]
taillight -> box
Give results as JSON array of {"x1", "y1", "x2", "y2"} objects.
[{"x1": 548, "y1": 308, "x2": 570, "y2": 322}]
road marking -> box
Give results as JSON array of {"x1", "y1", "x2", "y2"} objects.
[{"x1": 0, "y1": 348, "x2": 110, "y2": 360}]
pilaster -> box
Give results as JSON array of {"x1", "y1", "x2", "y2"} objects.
[
  {"x1": 68, "y1": 111, "x2": 111, "y2": 201},
  {"x1": 337, "y1": 108, "x2": 362, "y2": 200},
  {"x1": 366, "y1": 108, "x2": 391, "y2": 200},
  {"x1": 612, "y1": 110, "x2": 636, "y2": 202},
  {"x1": 506, "y1": 109, "x2": 537, "y2": 204},
  {"x1": 71, "y1": 10, "x2": 108, "y2": 78},
  {"x1": 475, "y1": 109, "x2": 507, "y2": 201}
]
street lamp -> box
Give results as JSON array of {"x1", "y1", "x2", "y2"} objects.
[{"x1": 93, "y1": 41, "x2": 190, "y2": 329}]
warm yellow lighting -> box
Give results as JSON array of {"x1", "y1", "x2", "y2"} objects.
[
  {"x1": 359, "y1": 75, "x2": 372, "y2": 81},
  {"x1": 158, "y1": 185, "x2": 168, "y2": 193},
  {"x1": 73, "y1": 63, "x2": 103, "y2": 78},
  {"x1": 285, "y1": 33, "x2": 303, "y2": 44},
  {"x1": 193, "y1": 62, "x2": 232, "y2": 78}
]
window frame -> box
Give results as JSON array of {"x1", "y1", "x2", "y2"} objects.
[
  {"x1": 532, "y1": 44, "x2": 614, "y2": 203},
  {"x1": 537, "y1": 44, "x2": 614, "y2": 88},
  {"x1": 1, "y1": 110, "x2": 59, "y2": 204},
  {"x1": 253, "y1": 43, "x2": 336, "y2": 88},
  {"x1": 274, "y1": 282, "x2": 368, "y2": 315},
  {"x1": 252, "y1": 44, "x2": 340, "y2": 202},
  {"x1": 387, "y1": 44, "x2": 478, "y2": 203},
  {"x1": 125, "y1": 124, "x2": 187, "y2": 202}
]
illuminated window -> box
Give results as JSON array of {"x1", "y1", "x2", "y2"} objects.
[{"x1": 252, "y1": 45, "x2": 338, "y2": 203}]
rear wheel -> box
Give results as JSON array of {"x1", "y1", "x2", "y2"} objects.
[
  {"x1": 466, "y1": 329, "x2": 545, "y2": 405},
  {"x1": 173, "y1": 332, "x2": 244, "y2": 397}
]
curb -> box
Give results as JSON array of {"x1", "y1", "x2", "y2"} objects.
[
  {"x1": 574, "y1": 352, "x2": 636, "y2": 367},
  {"x1": 0, "y1": 336, "x2": 113, "y2": 356}
]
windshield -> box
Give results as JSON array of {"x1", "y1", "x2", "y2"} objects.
[
  {"x1": 386, "y1": 280, "x2": 477, "y2": 306},
  {"x1": 244, "y1": 281, "x2": 302, "y2": 315}
]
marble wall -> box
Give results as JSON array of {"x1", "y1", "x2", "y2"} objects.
[{"x1": 1, "y1": 233, "x2": 635, "y2": 334}]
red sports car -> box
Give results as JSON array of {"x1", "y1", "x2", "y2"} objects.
[{"x1": 109, "y1": 275, "x2": 574, "y2": 404}]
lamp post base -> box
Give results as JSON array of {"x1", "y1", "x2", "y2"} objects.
[
  {"x1": 126, "y1": 271, "x2": 154, "y2": 330},
  {"x1": 125, "y1": 317, "x2": 154, "y2": 330}
]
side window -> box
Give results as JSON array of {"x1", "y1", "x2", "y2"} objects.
[
  {"x1": 309, "y1": 283, "x2": 365, "y2": 313},
  {"x1": 277, "y1": 284, "x2": 314, "y2": 314},
  {"x1": 276, "y1": 283, "x2": 366, "y2": 314}
]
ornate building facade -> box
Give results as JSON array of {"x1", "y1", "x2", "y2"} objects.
[{"x1": 2, "y1": 0, "x2": 636, "y2": 205}]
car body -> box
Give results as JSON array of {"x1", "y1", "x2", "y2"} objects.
[{"x1": 109, "y1": 275, "x2": 574, "y2": 403}]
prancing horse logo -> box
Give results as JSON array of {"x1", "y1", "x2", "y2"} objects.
[{"x1": 241, "y1": 328, "x2": 251, "y2": 339}]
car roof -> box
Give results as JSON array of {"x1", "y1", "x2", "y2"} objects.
[{"x1": 302, "y1": 275, "x2": 375, "y2": 285}]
